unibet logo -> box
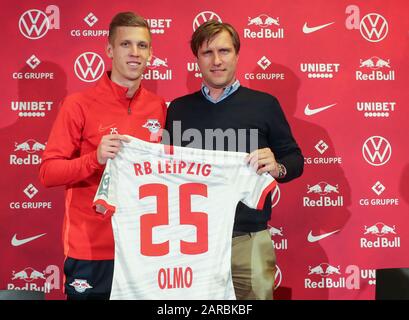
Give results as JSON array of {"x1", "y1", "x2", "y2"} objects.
[
  {"x1": 10, "y1": 101, "x2": 53, "y2": 118},
  {"x1": 146, "y1": 18, "x2": 172, "y2": 34},
  {"x1": 300, "y1": 63, "x2": 340, "y2": 79},
  {"x1": 187, "y1": 62, "x2": 202, "y2": 78},
  {"x1": 356, "y1": 101, "x2": 396, "y2": 118}
]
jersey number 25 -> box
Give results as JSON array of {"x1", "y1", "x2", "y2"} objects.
[{"x1": 139, "y1": 183, "x2": 208, "y2": 256}]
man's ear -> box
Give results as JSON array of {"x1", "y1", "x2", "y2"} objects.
[{"x1": 106, "y1": 42, "x2": 113, "y2": 59}]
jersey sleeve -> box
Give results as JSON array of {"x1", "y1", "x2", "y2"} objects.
[
  {"x1": 232, "y1": 161, "x2": 278, "y2": 210},
  {"x1": 93, "y1": 159, "x2": 117, "y2": 217},
  {"x1": 39, "y1": 96, "x2": 103, "y2": 187}
]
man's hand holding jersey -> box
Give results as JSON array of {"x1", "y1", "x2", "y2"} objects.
[
  {"x1": 97, "y1": 134, "x2": 130, "y2": 165},
  {"x1": 246, "y1": 148, "x2": 286, "y2": 179}
]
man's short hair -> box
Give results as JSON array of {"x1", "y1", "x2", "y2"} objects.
[
  {"x1": 190, "y1": 20, "x2": 240, "y2": 57},
  {"x1": 108, "y1": 12, "x2": 151, "y2": 44}
]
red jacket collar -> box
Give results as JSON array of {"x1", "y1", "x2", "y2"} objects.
[{"x1": 97, "y1": 71, "x2": 142, "y2": 102}]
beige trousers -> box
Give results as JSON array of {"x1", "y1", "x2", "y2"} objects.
[{"x1": 231, "y1": 229, "x2": 276, "y2": 300}]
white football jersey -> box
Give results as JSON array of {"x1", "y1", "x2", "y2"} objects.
[{"x1": 93, "y1": 136, "x2": 276, "y2": 300}]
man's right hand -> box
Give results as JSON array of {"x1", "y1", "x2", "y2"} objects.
[{"x1": 97, "y1": 134, "x2": 130, "y2": 165}]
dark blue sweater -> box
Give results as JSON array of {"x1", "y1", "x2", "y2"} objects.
[{"x1": 165, "y1": 86, "x2": 303, "y2": 232}]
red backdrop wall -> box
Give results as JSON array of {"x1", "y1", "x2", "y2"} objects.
[{"x1": 1, "y1": 0, "x2": 408, "y2": 300}]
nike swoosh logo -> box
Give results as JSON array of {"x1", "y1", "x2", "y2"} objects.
[
  {"x1": 11, "y1": 233, "x2": 46, "y2": 247},
  {"x1": 98, "y1": 123, "x2": 116, "y2": 132},
  {"x1": 304, "y1": 103, "x2": 337, "y2": 116},
  {"x1": 308, "y1": 230, "x2": 339, "y2": 243},
  {"x1": 303, "y1": 22, "x2": 335, "y2": 34}
]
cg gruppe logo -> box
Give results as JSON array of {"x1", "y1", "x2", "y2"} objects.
[
  {"x1": 345, "y1": 5, "x2": 388, "y2": 43},
  {"x1": 362, "y1": 136, "x2": 391, "y2": 166},
  {"x1": 74, "y1": 52, "x2": 105, "y2": 82},
  {"x1": 19, "y1": 5, "x2": 60, "y2": 40},
  {"x1": 193, "y1": 11, "x2": 222, "y2": 31}
]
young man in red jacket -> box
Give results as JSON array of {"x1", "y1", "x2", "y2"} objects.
[{"x1": 39, "y1": 12, "x2": 167, "y2": 300}]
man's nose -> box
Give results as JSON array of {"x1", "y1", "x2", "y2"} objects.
[
  {"x1": 213, "y1": 53, "x2": 222, "y2": 65},
  {"x1": 129, "y1": 44, "x2": 139, "y2": 56}
]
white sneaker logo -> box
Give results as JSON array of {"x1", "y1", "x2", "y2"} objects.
[
  {"x1": 303, "y1": 22, "x2": 334, "y2": 34},
  {"x1": 11, "y1": 233, "x2": 46, "y2": 246},
  {"x1": 308, "y1": 230, "x2": 339, "y2": 243},
  {"x1": 304, "y1": 103, "x2": 337, "y2": 116}
]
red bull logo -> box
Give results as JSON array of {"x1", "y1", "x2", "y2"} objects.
[
  {"x1": 248, "y1": 14, "x2": 279, "y2": 27},
  {"x1": 14, "y1": 139, "x2": 46, "y2": 154},
  {"x1": 356, "y1": 56, "x2": 394, "y2": 81},
  {"x1": 307, "y1": 182, "x2": 339, "y2": 195},
  {"x1": 244, "y1": 14, "x2": 284, "y2": 39},
  {"x1": 305, "y1": 263, "x2": 347, "y2": 289},
  {"x1": 8, "y1": 265, "x2": 60, "y2": 293},
  {"x1": 361, "y1": 222, "x2": 400, "y2": 248},
  {"x1": 269, "y1": 226, "x2": 283, "y2": 237},
  {"x1": 268, "y1": 225, "x2": 287, "y2": 250},
  {"x1": 308, "y1": 263, "x2": 341, "y2": 277},
  {"x1": 305, "y1": 264, "x2": 366, "y2": 289},
  {"x1": 144, "y1": 55, "x2": 172, "y2": 80},
  {"x1": 70, "y1": 279, "x2": 93, "y2": 293},
  {"x1": 147, "y1": 56, "x2": 168, "y2": 69},
  {"x1": 304, "y1": 182, "x2": 343, "y2": 207},
  {"x1": 12, "y1": 267, "x2": 45, "y2": 282},
  {"x1": 359, "y1": 56, "x2": 390, "y2": 69}
]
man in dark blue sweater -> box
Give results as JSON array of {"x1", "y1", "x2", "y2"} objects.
[{"x1": 165, "y1": 21, "x2": 303, "y2": 300}]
